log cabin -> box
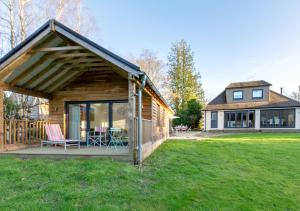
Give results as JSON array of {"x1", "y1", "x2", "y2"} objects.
[{"x1": 0, "y1": 19, "x2": 174, "y2": 163}]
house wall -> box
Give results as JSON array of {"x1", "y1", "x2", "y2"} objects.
[
  {"x1": 255, "y1": 109, "x2": 260, "y2": 130},
  {"x1": 204, "y1": 111, "x2": 211, "y2": 131},
  {"x1": 135, "y1": 91, "x2": 152, "y2": 120},
  {"x1": 49, "y1": 70, "x2": 128, "y2": 135},
  {"x1": 205, "y1": 108, "x2": 300, "y2": 132},
  {"x1": 152, "y1": 98, "x2": 170, "y2": 141},
  {"x1": 226, "y1": 86, "x2": 270, "y2": 104},
  {"x1": 296, "y1": 108, "x2": 300, "y2": 129}
]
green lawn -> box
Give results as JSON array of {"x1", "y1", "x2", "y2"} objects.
[{"x1": 1, "y1": 133, "x2": 300, "y2": 210}]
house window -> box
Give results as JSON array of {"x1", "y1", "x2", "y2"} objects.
[
  {"x1": 260, "y1": 109, "x2": 295, "y2": 128},
  {"x1": 224, "y1": 110, "x2": 255, "y2": 128},
  {"x1": 252, "y1": 89, "x2": 263, "y2": 99},
  {"x1": 233, "y1": 91, "x2": 243, "y2": 100}
]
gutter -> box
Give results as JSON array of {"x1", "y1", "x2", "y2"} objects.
[{"x1": 137, "y1": 74, "x2": 147, "y2": 165}]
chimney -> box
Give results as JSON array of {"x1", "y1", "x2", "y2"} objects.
[{"x1": 280, "y1": 87, "x2": 283, "y2": 95}]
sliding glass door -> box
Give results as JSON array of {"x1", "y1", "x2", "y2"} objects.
[
  {"x1": 89, "y1": 103, "x2": 109, "y2": 131},
  {"x1": 67, "y1": 101, "x2": 128, "y2": 143},
  {"x1": 112, "y1": 103, "x2": 129, "y2": 131},
  {"x1": 68, "y1": 104, "x2": 87, "y2": 141}
]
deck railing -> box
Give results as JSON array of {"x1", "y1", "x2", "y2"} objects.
[
  {"x1": 3, "y1": 119, "x2": 49, "y2": 148},
  {"x1": 134, "y1": 118, "x2": 153, "y2": 144}
]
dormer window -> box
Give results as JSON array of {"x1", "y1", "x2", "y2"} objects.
[
  {"x1": 233, "y1": 91, "x2": 243, "y2": 100},
  {"x1": 252, "y1": 89, "x2": 263, "y2": 99}
]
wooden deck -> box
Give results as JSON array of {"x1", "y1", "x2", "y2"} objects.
[{"x1": 1, "y1": 146, "x2": 129, "y2": 159}]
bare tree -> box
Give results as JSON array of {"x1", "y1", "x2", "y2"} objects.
[
  {"x1": 34, "y1": 0, "x2": 98, "y2": 39},
  {"x1": 130, "y1": 49, "x2": 167, "y2": 93},
  {"x1": 0, "y1": 0, "x2": 100, "y2": 119},
  {"x1": 291, "y1": 86, "x2": 300, "y2": 102},
  {"x1": 0, "y1": 0, "x2": 17, "y2": 49},
  {"x1": 17, "y1": 0, "x2": 33, "y2": 41}
]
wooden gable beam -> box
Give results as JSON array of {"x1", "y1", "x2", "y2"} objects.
[
  {"x1": 31, "y1": 46, "x2": 84, "y2": 52},
  {"x1": 0, "y1": 82, "x2": 52, "y2": 99},
  {"x1": 0, "y1": 27, "x2": 52, "y2": 75},
  {"x1": 0, "y1": 32, "x2": 63, "y2": 81},
  {"x1": 49, "y1": 52, "x2": 95, "y2": 58}
]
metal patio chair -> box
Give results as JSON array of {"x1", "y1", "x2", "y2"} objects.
[{"x1": 107, "y1": 128, "x2": 125, "y2": 150}]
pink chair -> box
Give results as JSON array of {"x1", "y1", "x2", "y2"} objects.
[{"x1": 41, "y1": 124, "x2": 80, "y2": 150}]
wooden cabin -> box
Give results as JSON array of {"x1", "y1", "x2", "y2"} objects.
[{"x1": 0, "y1": 20, "x2": 173, "y2": 163}]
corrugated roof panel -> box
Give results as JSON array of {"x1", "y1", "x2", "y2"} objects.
[
  {"x1": 27, "y1": 63, "x2": 64, "y2": 89},
  {"x1": 4, "y1": 53, "x2": 42, "y2": 83},
  {"x1": 16, "y1": 59, "x2": 55, "y2": 86},
  {"x1": 45, "y1": 71, "x2": 78, "y2": 93},
  {"x1": 36, "y1": 68, "x2": 70, "y2": 91},
  {"x1": 4, "y1": 36, "x2": 64, "y2": 83}
]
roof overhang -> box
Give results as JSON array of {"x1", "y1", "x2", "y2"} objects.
[
  {"x1": 0, "y1": 19, "x2": 173, "y2": 113},
  {"x1": 0, "y1": 19, "x2": 142, "y2": 99}
]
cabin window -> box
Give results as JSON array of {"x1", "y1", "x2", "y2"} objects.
[
  {"x1": 260, "y1": 109, "x2": 295, "y2": 128},
  {"x1": 252, "y1": 89, "x2": 263, "y2": 99},
  {"x1": 233, "y1": 91, "x2": 243, "y2": 100}
]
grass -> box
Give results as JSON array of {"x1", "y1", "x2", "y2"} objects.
[{"x1": 1, "y1": 133, "x2": 300, "y2": 210}]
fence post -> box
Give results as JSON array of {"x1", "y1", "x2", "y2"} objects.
[{"x1": 0, "y1": 89, "x2": 3, "y2": 151}]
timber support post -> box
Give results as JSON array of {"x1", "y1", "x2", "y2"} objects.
[{"x1": 128, "y1": 74, "x2": 136, "y2": 163}]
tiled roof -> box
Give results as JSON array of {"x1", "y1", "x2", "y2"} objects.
[
  {"x1": 204, "y1": 90, "x2": 300, "y2": 111},
  {"x1": 226, "y1": 80, "x2": 272, "y2": 89}
]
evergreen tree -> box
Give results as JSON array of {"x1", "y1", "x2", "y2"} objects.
[{"x1": 167, "y1": 39, "x2": 205, "y2": 112}]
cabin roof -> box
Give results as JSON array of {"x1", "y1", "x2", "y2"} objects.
[{"x1": 0, "y1": 19, "x2": 172, "y2": 112}]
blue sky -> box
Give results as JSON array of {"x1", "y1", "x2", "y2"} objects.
[{"x1": 86, "y1": 0, "x2": 300, "y2": 100}]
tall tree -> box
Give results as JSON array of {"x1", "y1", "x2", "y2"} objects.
[{"x1": 167, "y1": 39, "x2": 205, "y2": 112}]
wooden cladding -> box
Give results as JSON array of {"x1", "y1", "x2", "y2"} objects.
[
  {"x1": 49, "y1": 70, "x2": 129, "y2": 134},
  {"x1": 135, "y1": 91, "x2": 152, "y2": 120},
  {"x1": 152, "y1": 98, "x2": 170, "y2": 142}
]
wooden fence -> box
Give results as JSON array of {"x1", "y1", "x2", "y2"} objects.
[{"x1": 3, "y1": 119, "x2": 49, "y2": 146}]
